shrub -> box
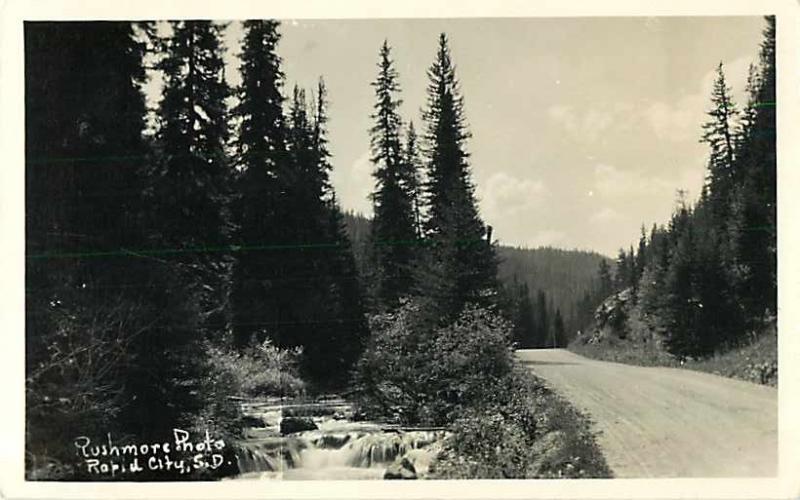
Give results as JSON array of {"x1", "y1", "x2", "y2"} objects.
[
  {"x1": 207, "y1": 339, "x2": 305, "y2": 398},
  {"x1": 353, "y1": 299, "x2": 612, "y2": 479},
  {"x1": 430, "y1": 369, "x2": 612, "y2": 479},
  {"x1": 25, "y1": 291, "x2": 149, "y2": 480},
  {"x1": 353, "y1": 300, "x2": 515, "y2": 425}
]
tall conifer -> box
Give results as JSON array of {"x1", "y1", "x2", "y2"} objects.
[
  {"x1": 231, "y1": 20, "x2": 287, "y2": 347},
  {"x1": 417, "y1": 33, "x2": 498, "y2": 318},
  {"x1": 368, "y1": 41, "x2": 417, "y2": 308}
]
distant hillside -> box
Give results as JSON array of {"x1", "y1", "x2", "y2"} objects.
[
  {"x1": 342, "y1": 211, "x2": 609, "y2": 335},
  {"x1": 497, "y1": 246, "x2": 610, "y2": 334}
]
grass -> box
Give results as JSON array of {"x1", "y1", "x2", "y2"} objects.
[{"x1": 570, "y1": 330, "x2": 777, "y2": 387}]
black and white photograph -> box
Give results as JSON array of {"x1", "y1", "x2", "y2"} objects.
[{"x1": 4, "y1": 0, "x2": 799, "y2": 497}]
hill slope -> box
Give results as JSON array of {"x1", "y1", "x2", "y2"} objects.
[{"x1": 342, "y1": 211, "x2": 608, "y2": 334}]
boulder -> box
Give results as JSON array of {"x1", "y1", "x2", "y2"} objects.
[
  {"x1": 383, "y1": 457, "x2": 417, "y2": 480},
  {"x1": 591, "y1": 288, "x2": 633, "y2": 340},
  {"x1": 280, "y1": 417, "x2": 318, "y2": 435},
  {"x1": 400, "y1": 447, "x2": 438, "y2": 477},
  {"x1": 240, "y1": 415, "x2": 265, "y2": 428}
]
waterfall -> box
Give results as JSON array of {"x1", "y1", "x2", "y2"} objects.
[{"x1": 230, "y1": 399, "x2": 448, "y2": 480}]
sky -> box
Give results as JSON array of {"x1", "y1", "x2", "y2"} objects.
[{"x1": 148, "y1": 16, "x2": 767, "y2": 257}]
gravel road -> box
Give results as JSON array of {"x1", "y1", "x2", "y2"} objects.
[{"x1": 517, "y1": 348, "x2": 777, "y2": 477}]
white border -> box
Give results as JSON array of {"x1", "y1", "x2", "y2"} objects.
[{"x1": 2, "y1": 1, "x2": 798, "y2": 499}]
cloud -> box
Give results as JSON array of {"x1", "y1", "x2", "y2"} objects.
[
  {"x1": 476, "y1": 171, "x2": 550, "y2": 247},
  {"x1": 646, "y1": 55, "x2": 755, "y2": 144},
  {"x1": 547, "y1": 102, "x2": 635, "y2": 144},
  {"x1": 644, "y1": 95, "x2": 704, "y2": 143},
  {"x1": 593, "y1": 163, "x2": 675, "y2": 199},
  {"x1": 589, "y1": 207, "x2": 625, "y2": 225},
  {"x1": 330, "y1": 151, "x2": 374, "y2": 216},
  {"x1": 479, "y1": 171, "x2": 546, "y2": 220}
]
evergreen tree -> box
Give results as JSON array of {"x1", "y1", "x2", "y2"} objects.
[
  {"x1": 701, "y1": 63, "x2": 738, "y2": 223},
  {"x1": 310, "y1": 79, "x2": 370, "y2": 384},
  {"x1": 553, "y1": 308, "x2": 567, "y2": 347},
  {"x1": 230, "y1": 19, "x2": 287, "y2": 347},
  {"x1": 729, "y1": 17, "x2": 776, "y2": 320},
  {"x1": 25, "y1": 21, "x2": 158, "y2": 460},
  {"x1": 368, "y1": 41, "x2": 417, "y2": 308},
  {"x1": 142, "y1": 20, "x2": 232, "y2": 433},
  {"x1": 662, "y1": 217, "x2": 699, "y2": 357},
  {"x1": 597, "y1": 259, "x2": 613, "y2": 298},
  {"x1": 635, "y1": 225, "x2": 648, "y2": 282},
  {"x1": 151, "y1": 20, "x2": 232, "y2": 317},
  {"x1": 267, "y1": 80, "x2": 369, "y2": 385},
  {"x1": 318, "y1": 195, "x2": 371, "y2": 384},
  {"x1": 536, "y1": 290, "x2": 550, "y2": 348},
  {"x1": 416, "y1": 33, "x2": 498, "y2": 318},
  {"x1": 403, "y1": 120, "x2": 424, "y2": 238},
  {"x1": 614, "y1": 248, "x2": 630, "y2": 290},
  {"x1": 510, "y1": 278, "x2": 536, "y2": 348},
  {"x1": 628, "y1": 244, "x2": 638, "y2": 295}
]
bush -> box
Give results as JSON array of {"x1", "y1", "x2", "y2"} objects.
[
  {"x1": 354, "y1": 299, "x2": 612, "y2": 478},
  {"x1": 207, "y1": 339, "x2": 305, "y2": 398},
  {"x1": 354, "y1": 300, "x2": 515, "y2": 425},
  {"x1": 25, "y1": 290, "x2": 150, "y2": 480},
  {"x1": 430, "y1": 368, "x2": 611, "y2": 479}
]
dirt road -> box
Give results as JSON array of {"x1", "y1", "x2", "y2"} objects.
[{"x1": 517, "y1": 349, "x2": 777, "y2": 477}]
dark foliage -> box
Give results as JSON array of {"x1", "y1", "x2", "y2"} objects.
[{"x1": 586, "y1": 17, "x2": 776, "y2": 360}]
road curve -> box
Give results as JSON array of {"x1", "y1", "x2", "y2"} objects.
[{"x1": 517, "y1": 349, "x2": 777, "y2": 478}]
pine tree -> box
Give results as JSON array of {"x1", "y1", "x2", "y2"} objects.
[
  {"x1": 636, "y1": 226, "x2": 648, "y2": 282},
  {"x1": 553, "y1": 309, "x2": 567, "y2": 347},
  {"x1": 231, "y1": 19, "x2": 287, "y2": 347},
  {"x1": 614, "y1": 248, "x2": 630, "y2": 290},
  {"x1": 272, "y1": 86, "x2": 327, "y2": 351},
  {"x1": 142, "y1": 20, "x2": 232, "y2": 433},
  {"x1": 25, "y1": 21, "x2": 158, "y2": 461},
  {"x1": 152, "y1": 20, "x2": 232, "y2": 303},
  {"x1": 268, "y1": 79, "x2": 369, "y2": 385},
  {"x1": 403, "y1": 120, "x2": 424, "y2": 238},
  {"x1": 729, "y1": 17, "x2": 776, "y2": 320},
  {"x1": 310, "y1": 79, "x2": 370, "y2": 384},
  {"x1": 510, "y1": 278, "x2": 536, "y2": 348},
  {"x1": 318, "y1": 196, "x2": 371, "y2": 385},
  {"x1": 597, "y1": 259, "x2": 613, "y2": 298},
  {"x1": 662, "y1": 218, "x2": 699, "y2": 357},
  {"x1": 701, "y1": 63, "x2": 738, "y2": 224},
  {"x1": 536, "y1": 290, "x2": 550, "y2": 348},
  {"x1": 416, "y1": 33, "x2": 498, "y2": 318},
  {"x1": 368, "y1": 41, "x2": 417, "y2": 308}
]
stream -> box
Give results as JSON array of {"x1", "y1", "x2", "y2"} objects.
[{"x1": 230, "y1": 397, "x2": 448, "y2": 480}]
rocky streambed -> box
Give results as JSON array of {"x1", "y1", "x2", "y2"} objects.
[{"x1": 230, "y1": 397, "x2": 448, "y2": 480}]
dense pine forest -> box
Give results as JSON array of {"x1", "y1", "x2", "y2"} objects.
[
  {"x1": 344, "y1": 210, "x2": 610, "y2": 348},
  {"x1": 25, "y1": 20, "x2": 610, "y2": 481},
  {"x1": 575, "y1": 18, "x2": 776, "y2": 369},
  {"x1": 24, "y1": 16, "x2": 775, "y2": 482}
]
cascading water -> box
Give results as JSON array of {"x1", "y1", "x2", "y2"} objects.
[{"x1": 231, "y1": 399, "x2": 446, "y2": 480}]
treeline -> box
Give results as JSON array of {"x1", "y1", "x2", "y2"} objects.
[
  {"x1": 591, "y1": 17, "x2": 776, "y2": 359},
  {"x1": 344, "y1": 212, "x2": 608, "y2": 349},
  {"x1": 350, "y1": 40, "x2": 608, "y2": 479},
  {"x1": 497, "y1": 246, "x2": 610, "y2": 348},
  {"x1": 25, "y1": 20, "x2": 505, "y2": 478},
  {"x1": 25, "y1": 20, "x2": 368, "y2": 478},
  {"x1": 361, "y1": 39, "x2": 498, "y2": 318}
]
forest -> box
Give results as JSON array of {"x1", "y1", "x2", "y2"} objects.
[
  {"x1": 25, "y1": 20, "x2": 612, "y2": 480},
  {"x1": 24, "y1": 16, "x2": 775, "y2": 481},
  {"x1": 576, "y1": 18, "x2": 776, "y2": 364},
  {"x1": 344, "y1": 210, "x2": 610, "y2": 349}
]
